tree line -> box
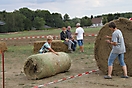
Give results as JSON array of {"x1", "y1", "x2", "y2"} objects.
[{"x1": 0, "y1": 7, "x2": 132, "y2": 33}]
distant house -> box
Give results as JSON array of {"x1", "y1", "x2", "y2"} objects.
[{"x1": 91, "y1": 17, "x2": 103, "y2": 27}]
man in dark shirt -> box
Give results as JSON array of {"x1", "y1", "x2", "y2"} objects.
[
  {"x1": 67, "y1": 26, "x2": 77, "y2": 51},
  {"x1": 60, "y1": 27, "x2": 73, "y2": 51}
]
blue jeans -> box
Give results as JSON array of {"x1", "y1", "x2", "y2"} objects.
[
  {"x1": 108, "y1": 52, "x2": 126, "y2": 66},
  {"x1": 71, "y1": 40, "x2": 77, "y2": 51}
]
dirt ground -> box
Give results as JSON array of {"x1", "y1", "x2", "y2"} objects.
[{"x1": 0, "y1": 35, "x2": 132, "y2": 88}]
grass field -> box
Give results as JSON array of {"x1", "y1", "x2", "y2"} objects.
[
  {"x1": 0, "y1": 27, "x2": 101, "y2": 38},
  {"x1": 1, "y1": 27, "x2": 132, "y2": 88}
]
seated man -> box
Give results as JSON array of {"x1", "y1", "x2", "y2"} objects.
[
  {"x1": 60, "y1": 27, "x2": 73, "y2": 52},
  {"x1": 39, "y1": 35, "x2": 59, "y2": 55},
  {"x1": 67, "y1": 26, "x2": 77, "y2": 51}
]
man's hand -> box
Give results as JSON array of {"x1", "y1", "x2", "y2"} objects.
[
  {"x1": 105, "y1": 40, "x2": 111, "y2": 44},
  {"x1": 55, "y1": 52, "x2": 59, "y2": 56},
  {"x1": 65, "y1": 38, "x2": 69, "y2": 41},
  {"x1": 105, "y1": 35, "x2": 112, "y2": 39}
]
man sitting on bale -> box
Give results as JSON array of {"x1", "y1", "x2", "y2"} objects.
[
  {"x1": 39, "y1": 35, "x2": 59, "y2": 55},
  {"x1": 60, "y1": 27, "x2": 73, "y2": 52},
  {"x1": 67, "y1": 26, "x2": 77, "y2": 51}
]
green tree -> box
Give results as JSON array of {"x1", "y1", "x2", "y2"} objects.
[
  {"x1": 23, "y1": 18, "x2": 32, "y2": 30},
  {"x1": 114, "y1": 13, "x2": 120, "y2": 19},
  {"x1": 51, "y1": 13, "x2": 64, "y2": 28},
  {"x1": 72, "y1": 17, "x2": 81, "y2": 26},
  {"x1": 63, "y1": 14, "x2": 70, "y2": 22},
  {"x1": 102, "y1": 17, "x2": 107, "y2": 25},
  {"x1": 107, "y1": 14, "x2": 114, "y2": 22},
  {"x1": 91, "y1": 15, "x2": 93, "y2": 19},
  {"x1": 33, "y1": 17, "x2": 45, "y2": 29},
  {"x1": 19, "y1": 7, "x2": 34, "y2": 21},
  {"x1": 81, "y1": 16, "x2": 92, "y2": 27}
]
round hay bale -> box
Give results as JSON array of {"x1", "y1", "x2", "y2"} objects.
[
  {"x1": 0, "y1": 41, "x2": 7, "y2": 52},
  {"x1": 94, "y1": 18, "x2": 132, "y2": 76},
  {"x1": 24, "y1": 52, "x2": 71, "y2": 80}
]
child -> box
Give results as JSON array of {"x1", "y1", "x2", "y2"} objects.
[{"x1": 39, "y1": 35, "x2": 59, "y2": 55}]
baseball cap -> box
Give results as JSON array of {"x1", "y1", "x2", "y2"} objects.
[{"x1": 76, "y1": 23, "x2": 80, "y2": 26}]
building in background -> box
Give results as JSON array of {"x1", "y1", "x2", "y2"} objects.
[{"x1": 91, "y1": 17, "x2": 103, "y2": 27}]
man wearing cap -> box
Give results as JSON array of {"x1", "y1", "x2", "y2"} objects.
[{"x1": 75, "y1": 23, "x2": 84, "y2": 52}]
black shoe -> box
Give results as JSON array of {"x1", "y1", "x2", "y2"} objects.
[
  {"x1": 121, "y1": 75, "x2": 129, "y2": 78},
  {"x1": 104, "y1": 75, "x2": 112, "y2": 79}
]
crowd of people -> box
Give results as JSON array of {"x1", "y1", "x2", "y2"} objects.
[
  {"x1": 60, "y1": 23, "x2": 84, "y2": 53},
  {"x1": 39, "y1": 22, "x2": 85, "y2": 54}
]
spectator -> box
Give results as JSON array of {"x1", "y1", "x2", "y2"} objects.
[
  {"x1": 60, "y1": 27, "x2": 73, "y2": 52},
  {"x1": 39, "y1": 35, "x2": 59, "y2": 55},
  {"x1": 75, "y1": 23, "x2": 84, "y2": 52},
  {"x1": 67, "y1": 26, "x2": 77, "y2": 51}
]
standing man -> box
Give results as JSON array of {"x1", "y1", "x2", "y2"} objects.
[
  {"x1": 67, "y1": 26, "x2": 77, "y2": 51},
  {"x1": 75, "y1": 23, "x2": 84, "y2": 52},
  {"x1": 104, "y1": 22, "x2": 129, "y2": 79}
]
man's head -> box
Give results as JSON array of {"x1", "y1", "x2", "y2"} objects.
[
  {"x1": 47, "y1": 35, "x2": 53, "y2": 43},
  {"x1": 108, "y1": 22, "x2": 116, "y2": 30},
  {"x1": 62, "y1": 27, "x2": 66, "y2": 32},
  {"x1": 67, "y1": 26, "x2": 71, "y2": 31},
  {"x1": 76, "y1": 23, "x2": 80, "y2": 27}
]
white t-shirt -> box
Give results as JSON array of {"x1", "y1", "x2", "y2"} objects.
[
  {"x1": 39, "y1": 42, "x2": 51, "y2": 53},
  {"x1": 75, "y1": 27, "x2": 84, "y2": 40}
]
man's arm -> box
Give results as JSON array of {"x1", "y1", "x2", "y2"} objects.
[
  {"x1": 106, "y1": 40, "x2": 117, "y2": 46},
  {"x1": 75, "y1": 33, "x2": 78, "y2": 35}
]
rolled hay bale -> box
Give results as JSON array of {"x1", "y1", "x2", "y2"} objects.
[
  {"x1": 33, "y1": 40, "x2": 68, "y2": 53},
  {"x1": 94, "y1": 18, "x2": 132, "y2": 76},
  {"x1": 24, "y1": 52, "x2": 71, "y2": 80},
  {"x1": 0, "y1": 41, "x2": 7, "y2": 52}
]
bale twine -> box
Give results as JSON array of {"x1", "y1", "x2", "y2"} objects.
[
  {"x1": 0, "y1": 41, "x2": 7, "y2": 52},
  {"x1": 33, "y1": 40, "x2": 68, "y2": 53},
  {"x1": 94, "y1": 18, "x2": 132, "y2": 76},
  {"x1": 24, "y1": 52, "x2": 71, "y2": 80}
]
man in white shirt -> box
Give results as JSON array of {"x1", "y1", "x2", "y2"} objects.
[{"x1": 75, "y1": 23, "x2": 84, "y2": 52}]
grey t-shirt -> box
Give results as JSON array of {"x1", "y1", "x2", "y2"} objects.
[{"x1": 111, "y1": 29, "x2": 126, "y2": 54}]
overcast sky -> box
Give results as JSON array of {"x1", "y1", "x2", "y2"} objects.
[{"x1": 0, "y1": 0, "x2": 131, "y2": 18}]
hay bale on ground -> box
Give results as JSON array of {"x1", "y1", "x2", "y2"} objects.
[
  {"x1": 33, "y1": 40, "x2": 68, "y2": 53},
  {"x1": 0, "y1": 41, "x2": 7, "y2": 52},
  {"x1": 94, "y1": 18, "x2": 132, "y2": 76},
  {"x1": 24, "y1": 52, "x2": 71, "y2": 80}
]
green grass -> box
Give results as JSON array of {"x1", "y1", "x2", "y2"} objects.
[
  {"x1": 0, "y1": 27, "x2": 101, "y2": 38},
  {"x1": 5, "y1": 45, "x2": 33, "y2": 60}
]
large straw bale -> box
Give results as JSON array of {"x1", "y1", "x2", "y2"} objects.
[
  {"x1": 0, "y1": 41, "x2": 7, "y2": 52},
  {"x1": 24, "y1": 52, "x2": 71, "y2": 80},
  {"x1": 33, "y1": 40, "x2": 68, "y2": 53},
  {"x1": 94, "y1": 18, "x2": 132, "y2": 76}
]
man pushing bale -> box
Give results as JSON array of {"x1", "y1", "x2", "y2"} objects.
[{"x1": 95, "y1": 17, "x2": 132, "y2": 77}]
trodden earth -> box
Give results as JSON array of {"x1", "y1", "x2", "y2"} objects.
[{"x1": 0, "y1": 28, "x2": 132, "y2": 88}]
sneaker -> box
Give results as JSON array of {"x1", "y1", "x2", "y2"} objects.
[
  {"x1": 104, "y1": 75, "x2": 112, "y2": 79},
  {"x1": 121, "y1": 75, "x2": 129, "y2": 78}
]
